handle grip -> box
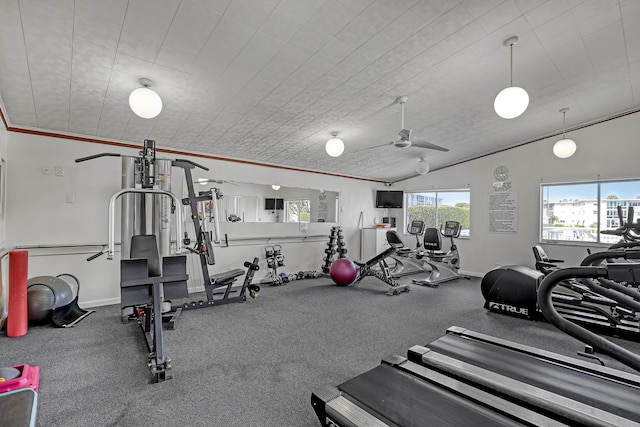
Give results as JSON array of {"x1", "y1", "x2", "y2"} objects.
[
  {"x1": 174, "y1": 158, "x2": 209, "y2": 171},
  {"x1": 87, "y1": 251, "x2": 106, "y2": 262},
  {"x1": 244, "y1": 260, "x2": 260, "y2": 271},
  {"x1": 75, "y1": 153, "x2": 121, "y2": 163}
]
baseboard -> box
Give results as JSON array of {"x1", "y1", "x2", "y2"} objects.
[
  {"x1": 82, "y1": 297, "x2": 120, "y2": 308},
  {"x1": 460, "y1": 270, "x2": 483, "y2": 278}
]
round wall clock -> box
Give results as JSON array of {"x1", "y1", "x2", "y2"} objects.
[{"x1": 493, "y1": 165, "x2": 509, "y2": 181}]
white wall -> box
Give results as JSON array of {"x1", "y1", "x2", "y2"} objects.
[
  {"x1": 397, "y1": 111, "x2": 640, "y2": 276},
  {"x1": 5, "y1": 111, "x2": 638, "y2": 306},
  {"x1": 5, "y1": 133, "x2": 380, "y2": 306}
]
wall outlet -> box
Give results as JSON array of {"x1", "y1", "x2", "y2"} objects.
[
  {"x1": 42, "y1": 166, "x2": 51, "y2": 175},
  {"x1": 55, "y1": 166, "x2": 64, "y2": 177}
]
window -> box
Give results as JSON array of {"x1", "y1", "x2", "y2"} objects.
[
  {"x1": 285, "y1": 199, "x2": 310, "y2": 223},
  {"x1": 405, "y1": 190, "x2": 471, "y2": 237},
  {"x1": 541, "y1": 180, "x2": 640, "y2": 244}
]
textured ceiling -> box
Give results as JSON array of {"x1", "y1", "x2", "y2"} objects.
[{"x1": 0, "y1": 0, "x2": 638, "y2": 182}]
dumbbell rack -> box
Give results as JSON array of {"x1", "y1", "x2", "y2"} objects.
[
  {"x1": 321, "y1": 226, "x2": 348, "y2": 274},
  {"x1": 262, "y1": 245, "x2": 286, "y2": 285}
]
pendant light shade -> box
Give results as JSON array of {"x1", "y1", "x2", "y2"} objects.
[
  {"x1": 553, "y1": 139, "x2": 577, "y2": 158},
  {"x1": 415, "y1": 158, "x2": 430, "y2": 175},
  {"x1": 325, "y1": 131, "x2": 344, "y2": 157},
  {"x1": 494, "y1": 86, "x2": 529, "y2": 119},
  {"x1": 494, "y1": 36, "x2": 529, "y2": 119},
  {"x1": 553, "y1": 108, "x2": 577, "y2": 159},
  {"x1": 129, "y1": 78, "x2": 162, "y2": 119}
]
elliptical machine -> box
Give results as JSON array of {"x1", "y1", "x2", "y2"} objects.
[
  {"x1": 481, "y1": 206, "x2": 640, "y2": 338},
  {"x1": 412, "y1": 221, "x2": 470, "y2": 287}
]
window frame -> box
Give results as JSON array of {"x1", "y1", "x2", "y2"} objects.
[
  {"x1": 403, "y1": 188, "x2": 471, "y2": 238},
  {"x1": 540, "y1": 178, "x2": 640, "y2": 246},
  {"x1": 284, "y1": 198, "x2": 311, "y2": 224}
]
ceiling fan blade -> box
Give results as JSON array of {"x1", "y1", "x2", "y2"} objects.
[
  {"x1": 411, "y1": 139, "x2": 449, "y2": 152},
  {"x1": 352, "y1": 142, "x2": 394, "y2": 153}
]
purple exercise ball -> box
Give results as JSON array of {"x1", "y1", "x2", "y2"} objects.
[{"x1": 330, "y1": 258, "x2": 358, "y2": 286}]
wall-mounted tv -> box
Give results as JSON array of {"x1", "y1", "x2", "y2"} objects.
[
  {"x1": 265, "y1": 198, "x2": 284, "y2": 210},
  {"x1": 375, "y1": 190, "x2": 404, "y2": 208}
]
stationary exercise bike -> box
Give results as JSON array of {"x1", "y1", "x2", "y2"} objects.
[
  {"x1": 385, "y1": 220, "x2": 432, "y2": 278},
  {"x1": 412, "y1": 221, "x2": 470, "y2": 287}
]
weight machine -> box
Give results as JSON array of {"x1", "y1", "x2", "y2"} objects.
[{"x1": 77, "y1": 140, "x2": 259, "y2": 382}]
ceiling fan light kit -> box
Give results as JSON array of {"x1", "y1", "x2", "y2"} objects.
[
  {"x1": 415, "y1": 157, "x2": 430, "y2": 175},
  {"x1": 494, "y1": 36, "x2": 529, "y2": 119},
  {"x1": 326, "y1": 131, "x2": 344, "y2": 157},
  {"x1": 553, "y1": 108, "x2": 577, "y2": 159},
  {"x1": 129, "y1": 78, "x2": 162, "y2": 119}
]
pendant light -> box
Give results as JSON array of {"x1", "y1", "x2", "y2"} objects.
[
  {"x1": 494, "y1": 36, "x2": 529, "y2": 119},
  {"x1": 129, "y1": 78, "x2": 162, "y2": 119},
  {"x1": 325, "y1": 131, "x2": 344, "y2": 157},
  {"x1": 415, "y1": 157, "x2": 430, "y2": 175},
  {"x1": 553, "y1": 108, "x2": 577, "y2": 159}
]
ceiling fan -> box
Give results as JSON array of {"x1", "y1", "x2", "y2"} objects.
[{"x1": 359, "y1": 96, "x2": 449, "y2": 153}]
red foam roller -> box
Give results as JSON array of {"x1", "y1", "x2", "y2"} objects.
[{"x1": 7, "y1": 250, "x2": 29, "y2": 337}]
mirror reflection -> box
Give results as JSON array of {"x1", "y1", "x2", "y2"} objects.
[{"x1": 195, "y1": 180, "x2": 339, "y2": 223}]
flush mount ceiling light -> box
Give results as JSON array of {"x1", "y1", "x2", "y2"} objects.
[
  {"x1": 553, "y1": 108, "x2": 577, "y2": 159},
  {"x1": 129, "y1": 78, "x2": 162, "y2": 119},
  {"x1": 325, "y1": 131, "x2": 344, "y2": 157},
  {"x1": 415, "y1": 157, "x2": 430, "y2": 175},
  {"x1": 494, "y1": 36, "x2": 529, "y2": 119},
  {"x1": 271, "y1": 185, "x2": 281, "y2": 191}
]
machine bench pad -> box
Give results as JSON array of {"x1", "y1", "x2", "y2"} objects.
[{"x1": 210, "y1": 269, "x2": 245, "y2": 285}]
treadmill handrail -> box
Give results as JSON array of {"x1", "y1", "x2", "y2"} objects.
[{"x1": 538, "y1": 266, "x2": 640, "y2": 372}]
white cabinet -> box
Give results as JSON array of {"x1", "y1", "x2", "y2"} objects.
[{"x1": 361, "y1": 227, "x2": 395, "y2": 261}]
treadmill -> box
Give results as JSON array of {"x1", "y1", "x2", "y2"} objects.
[{"x1": 311, "y1": 263, "x2": 640, "y2": 426}]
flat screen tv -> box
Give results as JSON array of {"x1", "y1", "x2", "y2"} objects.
[
  {"x1": 265, "y1": 198, "x2": 284, "y2": 210},
  {"x1": 375, "y1": 190, "x2": 404, "y2": 209},
  {"x1": 265, "y1": 198, "x2": 275, "y2": 210}
]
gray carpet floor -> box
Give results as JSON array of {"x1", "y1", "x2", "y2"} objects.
[{"x1": 2, "y1": 274, "x2": 640, "y2": 427}]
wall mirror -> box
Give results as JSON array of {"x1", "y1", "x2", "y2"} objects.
[{"x1": 193, "y1": 180, "x2": 339, "y2": 223}]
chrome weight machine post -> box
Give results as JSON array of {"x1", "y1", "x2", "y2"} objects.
[
  {"x1": 108, "y1": 188, "x2": 184, "y2": 259},
  {"x1": 121, "y1": 156, "x2": 141, "y2": 259},
  {"x1": 154, "y1": 159, "x2": 173, "y2": 257}
]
